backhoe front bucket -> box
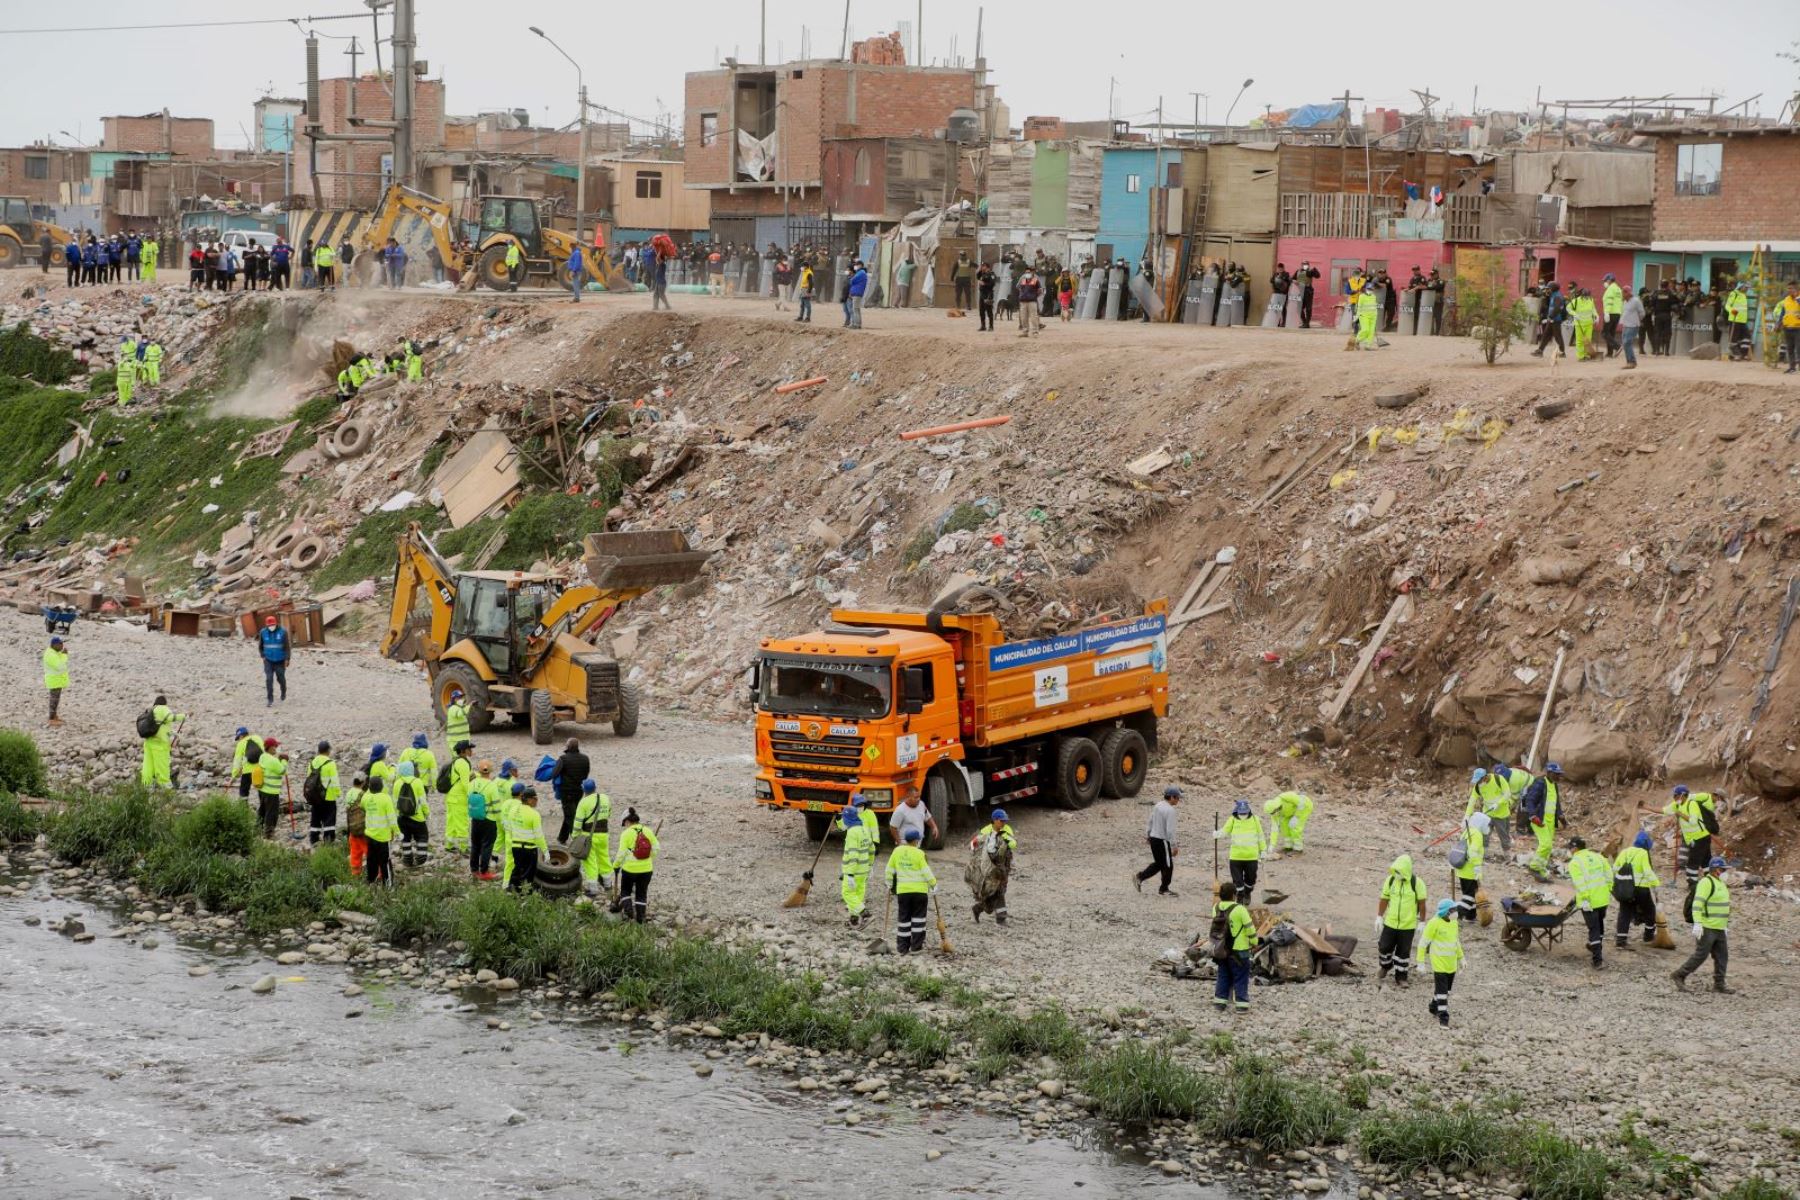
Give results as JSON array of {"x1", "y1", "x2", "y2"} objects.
[{"x1": 582, "y1": 530, "x2": 711, "y2": 591}]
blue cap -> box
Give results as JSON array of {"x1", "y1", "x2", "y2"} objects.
[
  {"x1": 411, "y1": 733, "x2": 428, "y2": 749},
  {"x1": 1437, "y1": 899, "x2": 1455, "y2": 919},
  {"x1": 1163, "y1": 785, "x2": 1182, "y2": 799},
  {"x1": 1709, "y1": 856, "x2": 1725, "y2": 870},
  {"x1": 1634, "y1": 831, "x2": 1653, "y2": 851},
  {"x1": 1233, "y1": 799, "x2": 1251, "y2": 816},
  {"x1": 1545, "y1": 762, "x2": 1562, "y2": 774},
  {"x1": 235, "y1": 726, "x2": 248, "y2": 737},
  {"x1": 582, "y1": 779, "x2": 596, "y2": 793},
  {"x1": 990, "y1": 808, "x2": 1008, "y2": 822},
  {"x1": 1672, "y1": 785, "x2": 1689, "y2": 796},
  {"x1": 512, "y1": 781, "x2": 527, "y2": 795},
  {"x1": 903, "y1": 827, "x2": 922, "y2": 843},
  {"x1": 1471, "y1": 768, "x2": 1487, "y2": 784},
  {"x1": 500, "y1": 758, "x2": 516, "y2": 776},
  {"x1": 847, "y1": 792, "x2": 866, "y2": 807},
  {"x1": 50, "y1": 636, "x2": 63, "y2": 646},
  {"x1": 371, "y1": 742, "x2": 387, "y2": 759}
]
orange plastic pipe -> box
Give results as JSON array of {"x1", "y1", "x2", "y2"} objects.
[
  {"x1": 774, "y1": 376, "x2": 829, "y2": 394},
  {"x1": 899, "y1": 415, "x2": 1012, "y2": 441}
]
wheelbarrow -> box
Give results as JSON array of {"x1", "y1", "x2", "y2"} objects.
[
  {"x1": 1499, "y1": 897, "x2": 1577, "y2": 953},
  {"x1": 41, "y1": 606, "x2": 79, "y2": 635}
]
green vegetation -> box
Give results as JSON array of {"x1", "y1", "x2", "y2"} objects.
[
  {"x1": 1722, "y1": 1182, "x2": 1795, "y2": 1200},
  {"x1": 0, "y1": 792, "x2": 41, "y2": 843},
  {"x1": 1081, "y1": 1042, "x2": 1217, "y2": 1122},
  {"x1": 1361, "y1": 1105, "x2": 1621, "y2": 1200},
  {"x1": 0, "y1": 383, "x2": 84, "y2": 501},
  {"x1": 490, "y1": 491, "x2": 608, "y2": 569},
  {"x1": 311, "y1": 507, "x2": 426, "y2": 589},
  {"x1": 902, "y1": 500, "x2": 997, "y2": 569},
  {"x1": 969, "y1": 1006, "x2": 1084, "y2": 1066},
  {"x1": 1214, "y1": 1054, "x2": 1353, "y2": 1152},
  {"x1": 0, "y1": 322, "x2": 79, "y2": 385},
  {"x1": 0, "y1": 729, "x2": 47, "y2": 795}
]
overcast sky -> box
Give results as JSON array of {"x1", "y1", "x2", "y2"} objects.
[{"x1": 4, "y1": 0, "x2": 1796, "y2": 149}]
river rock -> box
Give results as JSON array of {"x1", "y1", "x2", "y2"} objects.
[
  {"x1": 334, "y1": 910, "x2": 377, "y2": 928},
  {"x1": 277, "y1": 951, "x2": 306, "y2": 965},
  {"x1": 475, "y1": 968, "x2": 499, "y2": 984},
  {"x1": 188, "y1": 965, "x2": 213, "y2": 977},
  {"x1": 694, "y1": 1063, "x2": 714, "y2": 1078},
  {"x1": 495, "y1": 977, "x2": 520, "y2": 991},
  {"x1": 1037, "y1": 1079, "x2": 1065, "y2": 1099},
  {"x1": 343, "y1": 984, "x2": 364, "y2": 997},
  {"x1": 251, "y1": 974, "x2": 277, "y2": 994},
  {"x1": 926, "y1": 1150, "x2": 943, "y2": 1162}
]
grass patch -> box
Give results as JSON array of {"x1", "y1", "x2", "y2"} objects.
[
  {"x1": 1215, "y1": 1054, "x2": 1352, "y2": 1152},
  {"x1": 1723, "y1": 1183, "x2": 1794, "y2": 1200},
  {"x1": 0, "y1": 729, "x2": 47, "y2": 795},
  {"x1": 900, "y1": 972, "x2": 946, "y2": 1001},
  {"x1": 490, "y1": 491, "x2": 609, "y2": 570},
  {"x1": 46, "y1": 786, "x2": 169, "y2": 874},
  {"x1": 170, "y1": 795, "x2": 258, "y2": 856},
  {"x1": 969, "y1": 1006, "x2": 1084, "y2": 1069},
  {"x1": 0, "y1": 791, "x2": 42, "y2": 843},
  {"x1": 1359, "y1": 1105, "x2": 1492, "y2": 1175},
  {"x1": 311, "y1": 506, "x2": 426, "y2": 589},
  {"x1": 0, "y1": 323, "x2": 79, "y2": 385},
  {"x1": 1081, "y1": 1042, "x2": 1217, "y2": 1123}
]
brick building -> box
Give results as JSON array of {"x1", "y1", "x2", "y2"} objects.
[
  {"x1": 101, "y1": 113, "x2": 215, "y2": 158},
  {"x1": 1638, "y1": 123, "x2": 1800, "y2": 289},
  {"x1": 0, "y1": 145, "x2": 91, "y2": 206},
  {"x1": 684, "y1": 57, "x2": 980, "y2": 246},
  {"x1": 295, "y1": 75, "x2": 447, "y2": 208}
]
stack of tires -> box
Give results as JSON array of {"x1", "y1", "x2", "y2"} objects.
[{"x1": 534, "y1": 847, "x2": 583, "y2": 899}]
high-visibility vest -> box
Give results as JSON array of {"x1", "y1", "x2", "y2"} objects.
[
  {"x1": 42, "y1": 648, "x2": 68, "y2": 689},
  {"x1": 1568, "y1": 849, "x2": 1612, "y2": 909},
  {"x1": 1455, "y1": 826, "x2": 1485, "y2": 881},
  {"x1": 1417, "y1": 916, "x2": 1464, "y2": 973},
  {"x1": 841, "y1": 822, "x2": 875, "y2": 874},
  {"x1": 1213, "y1": 901, "x2": 1256, "y2": 951},
  {"x1": 1694, "y1": 876, "x2": 1731, "y2": 931},
  {"x1": 885, "y1": 844, "x2": 935, "y2": 893},
  {"x1": 362, "y1": 790, "x2": 398, "y2": 842},
  {"x1": 256, "y1": 752, "x2": 286, "y2": 796},
  {"x1": 1381, "y1": 869, "x2": 1427, "y2": 931},
  {"x1": 1664, "y1": 796, "x2": 1710, "y2": 844},
  {"x1": 1221, "y1": 815, "x2": 1266, "y2": 862},
  {"x1": 1612, "y1": 846, "x2": 1661, "y2": 890}
]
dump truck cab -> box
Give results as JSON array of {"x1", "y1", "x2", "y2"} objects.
[{"x1": 754, "y1": 600, "x2": 1169, "y2": 849}]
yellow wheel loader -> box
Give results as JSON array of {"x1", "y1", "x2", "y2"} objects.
[
  {"x1": 361, "y1": 184, "x2": 632, "y2": 293},
  {"x1": 380, "y1": 523, "x2": 709, "y2": 743},
  {"x1": 0, "y1": 197, "x2": 74, "y2": 269}
]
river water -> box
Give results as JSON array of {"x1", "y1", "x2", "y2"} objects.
[{"x1": 0, "y1": 882, "x2": 1228, "y2": 1199}]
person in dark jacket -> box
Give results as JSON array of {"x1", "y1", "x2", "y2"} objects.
[
  {"x1": 64, "y1": 238, "x2": 81, "y2": 287},
  {"x1": 552, "y1": 738, "x2": 591, "y2": 843},
  {"x1": 258, "y1": 615, "x2": 290, "y2": 706},
  {"x1": 1530, "y1": 283, "x2": 1567, "y2": 358}
]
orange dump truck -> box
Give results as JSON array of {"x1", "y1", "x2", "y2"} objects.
[{"x1": 752, "y1": 598, "x2": 1170, "y2": 848}]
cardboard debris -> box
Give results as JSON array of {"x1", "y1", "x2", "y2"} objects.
[
  {"x1": 1126, "y1": 447, "x2": 1175, "y2": 478},
  {"x1": 238, "y1": 421, "x2": 300, "y2": 463},
  {"x1": 379, "y1": 490, "x2": 421, "y2": 513},
  {"x1": 432, "y1": 429, "x2": 522, "y2": 529},
  {"x1": 219, "y1": 523, "x2": 254, "y2": 554}
]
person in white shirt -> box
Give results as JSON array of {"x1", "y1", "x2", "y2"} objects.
[{"x1": 1135, "y1": 785, "x2": 1181, "y2": 896}]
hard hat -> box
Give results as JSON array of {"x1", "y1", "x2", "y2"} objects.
[
  {"x1": 264, "y1": 615, "x2": 278, "y2": 627},
  {"x1": 1468, "y1": 812, "x2": 1491, "y2": 834},
  {"x1": 317, "y1": 740, "x2": 330, "y2": 753},
  {"x1": 1545, "y1": 762, "x2": 1563, "y2": 775},
  {"x1": 1436, "y1": 899, "x2": 1455, "y2": 919},
  {"x1": 371, "y1": 742, "x2": 388, "y2": 759},
  {"x1": 264, "y1": 737, "x2": 280, "y2": 750},
  {"x1": 1471, "y1": 768, "x2": 1488, "y2": 784},
  {"x1": 397, "y1": 761, "x2": 415, "y2": 777},
  {"x1": 477, "y1": 759, "x2": 493, "y2": 773},
  {"x1": 1391, "y1": 853, "x2": 1413, "y2": 875},
  {"x1": 1708, "y1": 855, "x2": 1726, "y2": 870},
  {"x1": 1163, "y1": 785, "x2": 1182, "y2": 800},
  {"x1": 990, "y1": 808, "x2": 1008, "y2": 822},
  {"x1": 903, "y1": 827, "x2": 923, "y2": 843},
  {"x1": 1672, "y1": 785, "x2": 1689, "y2": 797},
  {"x1": 235, "y1": 726, "x2": 249, "y2": 738},
  {"x1": 1634, "y1": 831, "x2": 1653, "y2": 851},
  {"x1": 582, "y1": 779, "x2": 596, "y2": 794}
]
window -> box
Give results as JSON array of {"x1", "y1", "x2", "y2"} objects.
[
  {"x1": 1676, "y1": 143, "x2": 1722, "y2": 196},
  {"x1": 853, "y1": 148, "x2": 872, "y2": 186},
  {"x1": 1125, "y1": 173, "x2": 1141, "y2": 194},
  {"x1": 24, "y1": 156, "x2": 49, "y2": 180},
  {"x1": 1165, "y1": 161, "x2": 1182, "y2": 187},
  {"x1": 635, "y1": 170, "x2": 663, "y2": 199},
  {"x1": 699, "y1": 113, "x2": 719, "y2": 147}
]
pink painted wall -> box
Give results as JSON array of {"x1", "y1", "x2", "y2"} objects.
[
  {"x1": 1453, "y1": 244, "x2": 1640, "y2": 301},
  {"x1": 1274, "y1": 237, "x2": 1452, "y2": 324}
]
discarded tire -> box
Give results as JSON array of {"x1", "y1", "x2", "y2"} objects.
[
  {"x1": 536, "y1": 848, "x2": 580, "y2": 882},
  {"x1": 537, "y1": 877, "x2": 581, "y2": 899},
  {"x1": 332, "y1": 420, "x2": 372, "y2": 458},
  {"x1": 1374, "y1": 388, "x2": 1422, "y2": 410},
  {"x1": 217, "y1": 548, "x2": 255, "y2": 575},
  {"x1": 287, "y1": 536, "x2": 326, "y2": 571},
  {"x1": 266, "y1": 526, "x2": 301, "y2": 557}
]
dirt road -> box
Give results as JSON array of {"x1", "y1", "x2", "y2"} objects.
[{"x1": 5, "y1": 605, "x2": 1797, "y2": 1183}]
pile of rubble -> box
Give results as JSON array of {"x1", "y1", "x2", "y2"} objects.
[{"x1": 0, "y1": 283, "x2": 250, "y2": 381}]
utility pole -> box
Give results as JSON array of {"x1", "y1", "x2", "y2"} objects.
[
  {"x1": 532, "y1": 26, "x2": 587, "y2": 244},
  {"x1": 392, "y1": 0, "x2": 416, "y2": 188},
  {"x1": 760, "y1": 0, "x2": 766, "y2": 63},
  {"x1": 1189, "y1": 91, "x2": 1206, "y2": 135}
]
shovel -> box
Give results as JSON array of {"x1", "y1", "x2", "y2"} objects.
[
  {"x1": 782, "y1": 825, "x2": 835, "y2": 908},
  {"x1": 866, "y1": 892, "x2": 894, "y2": 955}
]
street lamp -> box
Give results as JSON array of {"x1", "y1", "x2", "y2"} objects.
[
  {"x1": 530, "y1": 25, "x2": 589, "y2": 245},
  {"x1": 1225, "y1": 78, "x2": 1254, "y2": 126}
]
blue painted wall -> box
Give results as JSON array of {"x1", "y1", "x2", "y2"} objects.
[{"x1": 1097, "y1": 147, "x2": 1156, "y2": 267}]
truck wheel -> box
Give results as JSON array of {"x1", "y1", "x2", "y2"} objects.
[
  {"x1": 436, "y1": 664, "x2": 492, "y2": 733},
  {"x1": 1099, "y1": 728, "x2": 1149, "y2": 798},
  {"x1": 612, "y1": 682, "x2": 640, "y2": 737},
  {"x1": 925, "y1": 773, "x2": 950, "y2": 850},
  {"x1": 1054, "y1": 737, "x2": 1103, "y2": 810},
  {"x1": 529, "y1": 688, "x2": 555, "y2": 745},
  {"x1": 0, "y1": 235, "x2": 20, "y2": 269},
  {"x1": 804, "y1": 812, "x2": 834, "y2": 843},
  {"x1": 477, "y1": 244, "x2": 513, "y2": 291}
]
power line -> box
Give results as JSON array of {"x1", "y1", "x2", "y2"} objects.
[{"x1": 0, "y1": 13, "x2": 366, "y2": 34}]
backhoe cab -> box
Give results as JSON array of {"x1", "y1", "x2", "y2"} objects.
[{"x1": 381, "y1": 523, "x2": 709, "y2": 744}]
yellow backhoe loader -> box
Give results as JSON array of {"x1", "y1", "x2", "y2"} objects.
[
  {"x1": 0, "y1": 197, "x2": 74, "y2": 269},
  {"x1": 361, "y1": 184, "x2": 631, "y2": 293},
  {"x1": 380, "y1": 523, "x2": 709, "y2": 743}
]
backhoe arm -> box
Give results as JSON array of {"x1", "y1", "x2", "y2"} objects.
[{"x1": 380, "y1": 522, "x2": 457, "y2": 663}]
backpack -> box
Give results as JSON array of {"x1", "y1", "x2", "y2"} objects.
[
  {"x1": 533, "y1": 755, "x2": 558, "y2": 783},
  {"x1": 346, "y1": 796, "x2": 366, "y2": 836},
  {"x1": 242, "y1": 737, "x2": 263, "y2": 764},
  {"x1": 1207, "y1": 904, "x2": 1236, "y2": 963},
  {"x1": 1447, "y1": 838, "x2": 1469, "y2": 870},
  {"x1": 630, "y1": 827, "x2": 653, "y2": 860},
  {"x1": 395, "y1": 782, "x2": 420, "y2": 821},
  {"x1": 436, "y1": 761, "x2": 455, "y2": 794},
  {"x1": 136, "y1": 708, "x2": 159, "y2": 738},
  {"x1": 303, "y1": 764, "x2": 325, "y2": 806}
]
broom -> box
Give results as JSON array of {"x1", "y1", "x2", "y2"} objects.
[
  {"x1": 931, "y1": 890, "x2": 954, "y2": 956},
  {"x1": 866, "y1": 891, "x2": 894, "y2": 955},
  {"x1": 782, "y1": 824, "x2": 836, "y2": 908},
  {"x1": 1652, "y1": 913, "x2": 1677, "y2": 950}
]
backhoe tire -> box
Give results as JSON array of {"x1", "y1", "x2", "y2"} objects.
[
  {"x1": 0, "y1": 235, "x2": 21, "y2": 269},
  {"x1": 803, "y1": 812, "x2": 834, "y2": 843},
  {"x1": 436, "y1": 664, "x2": 492, "y2": 734},
  {"x1": 1099, "y1": 727, "x2": 1149, "y2": 799},
  {"x1": 924, "y1": 773, "x2": 950, "y2": 851},
  {"x1": 1054, "y1": 736, "x2": 1103, "y2": 811},
  {"x1": 477, "y1": 245, "x2": 513, "y2": 291},
  {"x1": 529, "y1": 688, "x2": 556, "y2": 745},
  {"x1": 612, "y1": 682, "x2": 640, "y2": 738}
]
